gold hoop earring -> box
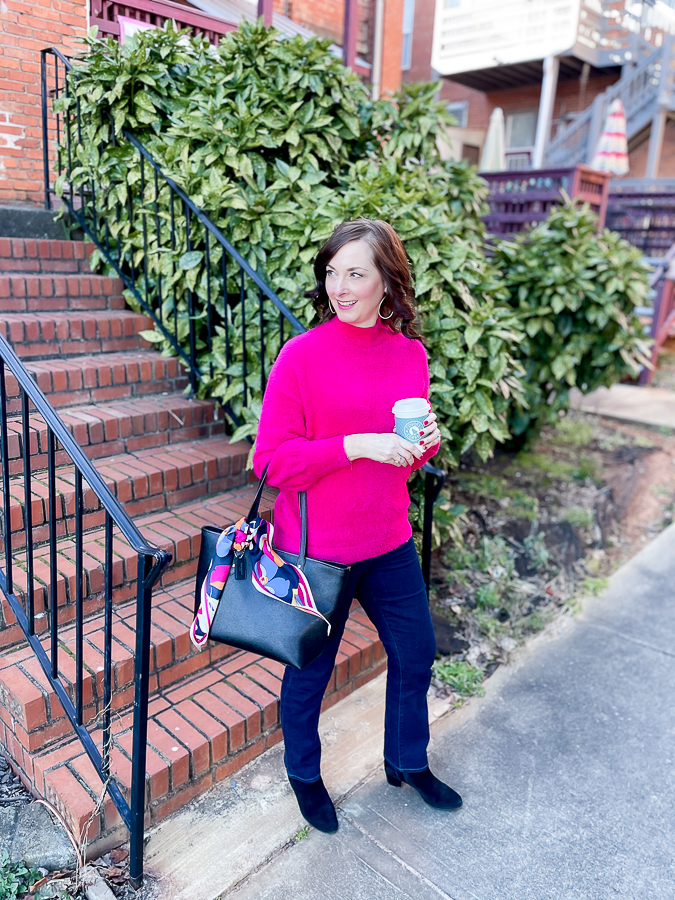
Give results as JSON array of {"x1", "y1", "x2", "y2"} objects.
[
  {"x1": 328, "y1": 300, "x2": 336, "y2": 315},
  {"x1": 379, "y1": 297, "x2": 394, "y2": 320}
]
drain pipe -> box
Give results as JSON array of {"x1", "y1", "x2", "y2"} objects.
[{"x1": 371, "y1": 0, "x2": 385, "y2": 100}]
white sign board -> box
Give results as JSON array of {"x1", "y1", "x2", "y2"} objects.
[{"x1": 432, "y1": 0, "x2": 581, "y2": 76}]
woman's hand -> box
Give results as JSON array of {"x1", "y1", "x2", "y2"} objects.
[
  {"x1": 419, "y1": 411, "x2": 441, "y2": 452},
  {"x1": 344, "y1": 408, "x2": 441, "y2": 467},
  {"x1": 344, "y1": 433, "x2": 425, "y2": 467}
]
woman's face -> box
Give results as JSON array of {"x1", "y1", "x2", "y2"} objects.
[{"x1": 324, "y1": 239, "x2": 385, "y2": 329}]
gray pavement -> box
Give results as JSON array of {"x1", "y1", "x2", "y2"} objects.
[
  {"x1": 229, "y1": 524, "x2": 675, "y2": 900},
  {"x1": 570, "y1": 383, "x2": 675, "y2": 429}
]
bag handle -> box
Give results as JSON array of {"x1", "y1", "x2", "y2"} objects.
[{"x1": 247, "y1": 461, "x2": 308, "y2": 570}]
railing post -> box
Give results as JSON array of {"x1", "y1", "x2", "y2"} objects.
[
  {"x1": 41, "y1": 50, "x2": 51, "y2": 211},
  {"x1": 129, "y1": 552, "x2": 154, "y2": 888},
  {"x1": 585, "y1": 92, "x2": 606, "y2": 166},
  {"x1": 421, "y1": 463, "x2": 447, "y2": 600}
]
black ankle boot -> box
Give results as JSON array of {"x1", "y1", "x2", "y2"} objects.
[
  {"x1": 384, "y1": 761, "x2": 462, "y2": 810},
  {"x1": 288, "y1": 775, "x2": 339, "y2": 833}
]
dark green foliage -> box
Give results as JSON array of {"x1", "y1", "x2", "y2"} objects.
[
  {"x1": 0, "y1": 852, "x2": 41, "y2": 899},
  {"x1": 493, "y1": 201, "x2": 653, "y2": 437},
  {"x1": 57, "y1": 24, "x2": 653, "y2": 549},
  {"x1": 59, "y1": 21, "x2": 525, "y2": 473}
]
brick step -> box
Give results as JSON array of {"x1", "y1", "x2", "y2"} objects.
[
  {"x1": 0, "y1": 238, "x2": 94, "y2": 274},
  {"x1": 0, "y1": 273, "x2": 125, "y2": 313},
  {"x1": 4, "y1": 393, "x2": 225, "y2": 476},
  {"x1": 5, "y1": 351, "x2": 189, "y2": 412},
  {"x1": 0, "y1": 485, "x2": 263, "y2": 648},
  {"x1": 2, "y1": 604, "x2": 385, "y2": 844},
  {"x1": 0, "y1": 310, "x2": 152, "y2": 360},
  {"x1": 3, "y1": 435, "x2": 251, "y2": 550}
]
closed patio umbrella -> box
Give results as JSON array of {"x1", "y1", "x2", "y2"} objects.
[
  {"x1": 479, "y1": 107, "x2": 506, "y2": 172},
  {"x1": 591, "y1": 99, "x2": 629, "y2": 175}
]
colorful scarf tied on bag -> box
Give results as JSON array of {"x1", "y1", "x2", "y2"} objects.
[{"x1": 190, "y1": 516, "x2": 330, "y2": 650}]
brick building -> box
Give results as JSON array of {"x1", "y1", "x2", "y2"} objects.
[
  {"x1": 403, "y1": 0, "x2": 675, "y2": 178},
  {"x1": 0, "y1": 0, "x2": 88, "y2": 206},
  {"x1": 0, "y1": 0, "x2": 406, "y2": 207}
]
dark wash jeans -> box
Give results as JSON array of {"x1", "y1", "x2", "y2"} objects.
[{"x1": 281, "y1": 536, "x2": 437, "y2": 782}]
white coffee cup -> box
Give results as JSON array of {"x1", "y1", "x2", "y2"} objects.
[{"x1": 392, "y1": 398, "x2": 431, "y2": 443}]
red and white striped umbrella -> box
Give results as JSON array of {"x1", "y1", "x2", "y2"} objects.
[{"x1": 591, "y1": 99, "x2": 629, "y2": 175}]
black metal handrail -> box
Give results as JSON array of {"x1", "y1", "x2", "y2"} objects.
[{"x1": 0, "y1": 334, "x2": 172, "y2": 885}]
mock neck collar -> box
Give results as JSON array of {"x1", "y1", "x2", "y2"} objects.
[{"x1": 330, "y1": 314, "x2": 389, "y2": 345}]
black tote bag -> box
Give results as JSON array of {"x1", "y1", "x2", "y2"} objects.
[{"x1": 193, "y1": 467, "x2": 352, "y2": 669}]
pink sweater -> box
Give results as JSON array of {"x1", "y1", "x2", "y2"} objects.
[{"x1": 253, "y1": 315, "x2": 440, "y2": 565}]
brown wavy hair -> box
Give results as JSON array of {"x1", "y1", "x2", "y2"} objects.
[{"x1": 307, "y1": 218, "x2": 423, "y2": 342}]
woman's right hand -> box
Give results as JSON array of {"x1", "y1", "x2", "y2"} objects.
[{"x1": 344, "y1": 433, "x2": 424, "y2": 467}]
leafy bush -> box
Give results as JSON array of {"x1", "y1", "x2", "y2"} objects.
[
  {"x1": 432, "y1": 659, "x2": 485, "y2": 696},
  {"x1": 0, "y1": 852, "x2": 40, "y2": 899},
  {"x1": 493, "y1": 201, "x2": 653, "y2": 437},
  {"x1": 59, "y1": 22, "x2": 525, "y2": 477}
]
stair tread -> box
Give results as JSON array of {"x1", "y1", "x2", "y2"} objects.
[
  {"x1": 0, "y1": 485, "x2": 261, "y2": 648},
  {"x1": 4, "y1": 434, "x2": 251, "y2": 540},
  {"x1": 7, "y1": 599, "x2": 385, "y2": 842},
  {"x1": 4, "y1": 392, "x2": 225, "y2": 467},
  {"x1": 0, "y1": 239, "x2": 94, "y2": 275},
  {"x1": 1, "y1": 310, "x2": 144, "y2": 322},
  {"x1": 4, "y1": 350, "x2": 189, "y2": 410}
]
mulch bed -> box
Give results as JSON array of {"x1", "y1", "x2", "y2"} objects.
[{"x1": 428, "y1": 410, "x2": 675, "y2": 699}]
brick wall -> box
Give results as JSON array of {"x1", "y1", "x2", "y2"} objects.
[
  {"x1": 380, "y1": 0, "x2": 403, "y2": 96},
  {"x1": 401, "y1": 0, "x2": 433, "y2": 84},
  {"x1": 273, "y1": 0, "x2": 404, "y2": 95},
  {"x1": 273, "y1": 0, "x2": 375, "y2": 60},
  {"x1": 440, "y1": 72, "x2": 621, "y2": 147},
  {"x1": 629, "y1": 121, "x2": 675, "y2": 178},
  {"x1": 0, "y1": 0, "x2": 88, "y2": 206}
]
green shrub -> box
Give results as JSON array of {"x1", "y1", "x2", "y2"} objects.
[
  {"x1": 432, "y1": 659, "x2": 485, "y2": 696},
  {"x1": 59, "y1": 21, "x2": 526, "y2": 475},
  {"x1": 562, "y1": 506, "x2": 594, "y2": 529},
  {"x1": 494, "y1": 200, "x2": 653, "y2": 438},
  {"x1": 0, "y1": 852, "x2": 41, "y2": 899}
]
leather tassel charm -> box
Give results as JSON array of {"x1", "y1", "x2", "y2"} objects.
[{"x1": 235, "y1": 552, "x2": 246, "y2": 580}]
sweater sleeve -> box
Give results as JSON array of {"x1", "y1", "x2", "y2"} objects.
[
  {"x1": 411, "y1": 341, "x2": 441, "y2": 472},
  {"x1": 253, "y1": 341, "x2": 351, "y2": 490}
]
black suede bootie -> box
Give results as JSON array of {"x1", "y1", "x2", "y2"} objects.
[
  {"x1": 288, "y1": 775, "x2": 339, "y2": 833},
  {"x1": 384, "y1": 761, "x2": 462, "y2": 810}
]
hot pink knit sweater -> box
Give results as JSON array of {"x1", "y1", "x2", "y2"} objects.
[{"x1": 253, "y1": 315, "x2": 440, "y2": 565}]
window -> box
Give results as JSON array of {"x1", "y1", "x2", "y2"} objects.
[
  {"x1": 445, "y1": 0, "x2": 461, "y2": 7},
  {"x1": 401, "y1": 0, "x2": 415, "y2": 70},
  {"x1": 446, "y1": 100, "x2": 469, "y2": 128},
  {"x1": 462, "y1": 144, "x2": 480, "y2": 165},
  {"x1": 505, "y1": 111, "x2": 537, "y2": 148}
]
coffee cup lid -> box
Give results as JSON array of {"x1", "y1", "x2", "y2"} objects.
[{"x1": 392, "y1": 398, "x2": 430, "y2": 417}]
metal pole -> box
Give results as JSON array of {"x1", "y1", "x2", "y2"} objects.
[
  {"x1": 532, "y1": 55, "x2": 560, "y2": 169},
  {"x1": 129, "y1": 553, "x2": 154, "y2": 888},
  {"x1": 41, "y1": 50, "x2": 51, "y2": 211},
  {"x1": 420, "y1": 463, "x2": 447, "y2": 600},
  {"x1": 371, "y1": 0, "x2": 385, "y2": 100}
]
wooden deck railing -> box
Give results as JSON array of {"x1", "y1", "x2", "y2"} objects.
[{"x1": 90, "y1": 0, "x2": 237, "y2": 43}]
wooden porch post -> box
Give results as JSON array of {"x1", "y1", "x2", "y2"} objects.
[{"x1": 257, "y1": 0, "x2": 273, "y2": 27}]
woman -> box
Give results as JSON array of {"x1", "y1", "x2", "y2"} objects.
[{"x1": 253, "y1": 218, "x2": 462, "y2": 833}]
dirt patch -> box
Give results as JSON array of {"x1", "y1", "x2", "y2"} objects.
[{"x1": 428, "y1": 410, "x2": 675, "y2": 700}]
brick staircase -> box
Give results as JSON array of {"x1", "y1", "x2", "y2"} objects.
[{"x1": 0, "y1": 237, "x2": 386, "y2": 848}]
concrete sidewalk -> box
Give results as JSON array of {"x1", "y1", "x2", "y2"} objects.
[
  {"x1": 570, "y1": 383, "x2": 675, "y2": 429},
  {"x1": 229, "y1": 524, "x2": 675, "y2": 900}
]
